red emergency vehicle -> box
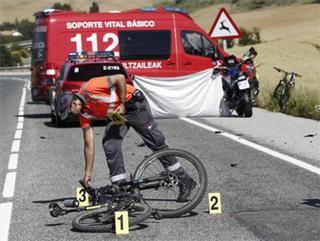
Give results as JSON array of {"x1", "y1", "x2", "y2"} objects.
[{"x1": 31, "y1": 7, "x2": 228, "y2": 102}]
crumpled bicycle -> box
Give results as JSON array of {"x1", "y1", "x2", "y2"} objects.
[{"x1": 49, "y1": 148, "x2": 208, "y2": 232}]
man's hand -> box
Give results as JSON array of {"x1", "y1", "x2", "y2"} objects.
[
  {"x1": 82, "y1": 175, "x2": 92, "y2": 188},
  {"x1": 115, "y1": 103, "x2": 126, "y2": 114}
]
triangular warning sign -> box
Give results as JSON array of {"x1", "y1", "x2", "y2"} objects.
[{"x1": 208, "y1": 8, "x2": 242, "y2": 39}]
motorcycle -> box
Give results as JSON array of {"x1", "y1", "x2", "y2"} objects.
[
  {"x1": 240, "y1": 47, "x2": 259, "y2": 104},
  {"x1": 213, "y1": 47, "x2": 259, "y2": 117}
]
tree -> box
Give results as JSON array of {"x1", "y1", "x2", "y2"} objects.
[
  {"x1": 89, "y1": 2, "x2": 99, "y2": 13},
  {"x1": 0, "y1": 46, "x2": 13, "y2": 66},
  {"x1": 15, "y1": 19, "x2": 34, "y2": 39},
  {"x1": 52, "y1": 2, "x2": 72, "y2": 10}
]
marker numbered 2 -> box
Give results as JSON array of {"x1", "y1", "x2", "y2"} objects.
[
  {"x1": 76, "y1": 187, "x2": 90, "y2": 207},
  {"x1": 115, "y1": 211, "x2": 129, "y2": 235},
  {"x1": 208, "y1": 193, "x2": 222, "y2": 214}
]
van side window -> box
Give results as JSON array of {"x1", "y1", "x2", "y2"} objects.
[
  {"x1": 119, "y1": 30, "x2": 170, "y2": 60},
  {"x1": 181, "y1": 31, "x2": 217, "y2": 58}
]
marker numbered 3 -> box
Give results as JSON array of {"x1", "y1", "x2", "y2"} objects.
[{"x1": 76, "y1": 187, "x2": 90, "y2": 207}]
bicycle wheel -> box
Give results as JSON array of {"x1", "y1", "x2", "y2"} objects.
[
  {"x1": 279, "y1": 87, "x2": 290, "y2": 112},
  {"x1": 72, "y1": 202, "x2": 152, "y2": 232},
  {"x1": 273, "y1": 82, "x2": 284, "y2": 100},
  {"x1": 133, "y1": 149, "x2": 208, "y2": 218}
]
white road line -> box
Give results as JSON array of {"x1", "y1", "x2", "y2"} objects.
[
  {"x1": 16, "y1": 122, "x2": 23, "y2": 130},
  {"x1": 0, "y1": 202, "x2": 12, "y2": 241},
  {"x1": 14, "y1": 130, "x2": 22, "y2": 140},
  {"x1": 3, "y1": 173, "x2": 16, "y2": 198},
  {"x1": 0, "y1": 78, "x2": 27, "y2": 241},
  {"x1": 10, "y1": 140, "x2": 20, "y2": 153},
  {"x1": 181, "y1": 118, "x2": 320, "y2": 176},
  {"x1": 8, "y1": 154, "x2": 18, "y2": 170}
]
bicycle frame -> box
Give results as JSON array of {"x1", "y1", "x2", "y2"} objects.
[{"x1": 49, "y1": 172, "x2": 174, "y2": 218}]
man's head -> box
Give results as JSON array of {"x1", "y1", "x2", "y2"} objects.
[{"x1": 56, "y1": 92, "x2": 86, "y2": 120}]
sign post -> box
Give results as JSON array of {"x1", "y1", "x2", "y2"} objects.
[{"x1": 208, "y1": 8, "x2": 242, "y2": 50}]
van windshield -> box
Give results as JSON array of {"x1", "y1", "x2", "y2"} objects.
[
  {"x1": 67, "y1": 63, "x2": 126, "y2": 82},
  {"x1": 181, "y1": 30, "x2": 218, "y2": 58},
  {"x1": 119, "y1": 30, "x2": 170, "y2": 60}
]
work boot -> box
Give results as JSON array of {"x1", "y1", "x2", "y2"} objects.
[{"x1": 177, "y1": 176, "x2": 197, "y2": 202}]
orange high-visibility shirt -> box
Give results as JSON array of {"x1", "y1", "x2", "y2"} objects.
[{"x1": 78, "y1": 76, "x2": 136, "y2": 128}]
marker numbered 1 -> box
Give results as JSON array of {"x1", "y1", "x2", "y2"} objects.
[
  {"x1": 115, "y1": 211, "x2": 129, "y2": 235},
  {"x1": 76, "y1": 187, "x2": 90, "y2": 207},
  {"x1": 208, "y1": 193, "x2": 222, "y2": 214}
]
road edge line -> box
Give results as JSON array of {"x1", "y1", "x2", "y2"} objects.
[{"x1": 181, "y1": 118, "x2": 320, "y2": 175}]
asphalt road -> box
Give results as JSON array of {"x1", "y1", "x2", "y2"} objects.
[{"x1": 0, "y1": 74, "x2": 319, "y2": 241}]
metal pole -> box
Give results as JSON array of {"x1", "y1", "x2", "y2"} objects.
[{"x1": 223, "y1": 40, "x2": 227, "y2": 51}]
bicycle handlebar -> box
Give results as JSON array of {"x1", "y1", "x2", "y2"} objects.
[{"x1": 273, "y1": 66, "x2": 302, "y2": 77}]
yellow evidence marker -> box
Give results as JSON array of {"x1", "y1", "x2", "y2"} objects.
[
  {"x1": 76, "y1": 187, "x2": 90, "y2": 207},
  {"x1": 208, "y1": 193, "x2": 222, "y2": 214},
  {"x1": 107, "y1": 112, "x2": 127, "y2": 125},
  {"x1": 115, "y1": 211, "x2": 129, "y2": 235}
]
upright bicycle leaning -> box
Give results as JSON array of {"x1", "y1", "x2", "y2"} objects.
[
  {"x1": 272, "y1": 66, "x2": 302, "y2": 112},
  {"x1": 49, "y1": 148, "x2": 208, "y2": 232}
]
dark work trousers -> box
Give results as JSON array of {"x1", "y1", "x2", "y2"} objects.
[{"x1": 102, "y1": 97, "x2": 187, "y2": 183}]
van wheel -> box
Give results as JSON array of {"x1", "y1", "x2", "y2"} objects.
[
  {"x1": 54, "y1": 111, "x2": 63, "y2": 127},
  {"x1": 51, "y1": 110, "x2": 56, "y2": 123}
]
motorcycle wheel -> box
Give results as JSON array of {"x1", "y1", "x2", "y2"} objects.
[{"x1": 243, "y1": 103, "x2": 253, "y2": 117}]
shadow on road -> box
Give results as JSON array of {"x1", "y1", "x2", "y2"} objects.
[
  {"x1": 70, "y1": 223, "x2": 149, "y2": 233},
  {"x1": 33, "y1": 197, "x2": 75, "y2": 204},
  {"x1": 44, "y1": 120, "x2": 108, "y2": 128},
  {"x1": 302, "y1": 199, "x2": 320, "y2": 208},
  {"x1": 45, "y1": 223, "x2": 67, "y2": 227},
  {"x1": 27, "y1": 101, "x2": 47, "y2": 105},
  {"x1": 16, "y1": 113, "x2": 51, "y2": 119}
]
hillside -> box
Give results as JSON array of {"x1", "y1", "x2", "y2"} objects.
[
  {"x1": 0, "y1": 0, "x2": 154, "y2": 23},
  {"x1": 192, "y1": 3, "x2": 320, "y2": 106},
  {"x1": 1, "y1": 1, "x2": 319, "y2": 113}
]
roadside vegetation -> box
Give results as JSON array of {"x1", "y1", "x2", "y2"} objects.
[{"x1": 0, "y1": 0, "x2": 318, "y2": 119}]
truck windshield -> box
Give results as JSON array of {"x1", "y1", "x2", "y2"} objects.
[
  {"x1": 32, "y1": 25, "x2": 47, "y2": 65},
  {"x1": 119, "y1": 30, "x2": 171, "y2": 60},
  {"x1": 67, "y1": 63, "x2": 126, "y2": 81}
]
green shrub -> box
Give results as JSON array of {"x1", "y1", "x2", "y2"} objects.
[
  {"x1": 10, "y1": 51, "x2": 23, "y2": 66},
  {"x1": 19, "y1": 48, "x2": 29, "y2": 58},
  {"x1": 266, "y1": 93, "x2": 281, "y2": 112},
  {"x1": 238, "y1": 27, "x2": 261, "y2": 46},
  {"x1": 285, "y1": 93, "x2": 320, "y2": 120},
  {"x1": 89, "y1": 2, "x2": 99, "y2": 13},
  {"x1": 266, "y1": 92, "x2": 320, "y2": 120},
  {"x1": 0, "y1": 45, "x2": 14, "y2": 66},
  {"x1": 52, "y1": 2, "x2": 72, "y2": 10}
]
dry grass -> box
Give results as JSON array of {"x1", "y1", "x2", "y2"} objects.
[
  {"x1": 0, "y1": 0, "x2": 154, "y2": 23},
  {"x1": 1, "y1": 1, "x2": 319, "y2": 115},
  {"x1": 192, "y1": 3, "x2": 320, "y2": 109}
]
